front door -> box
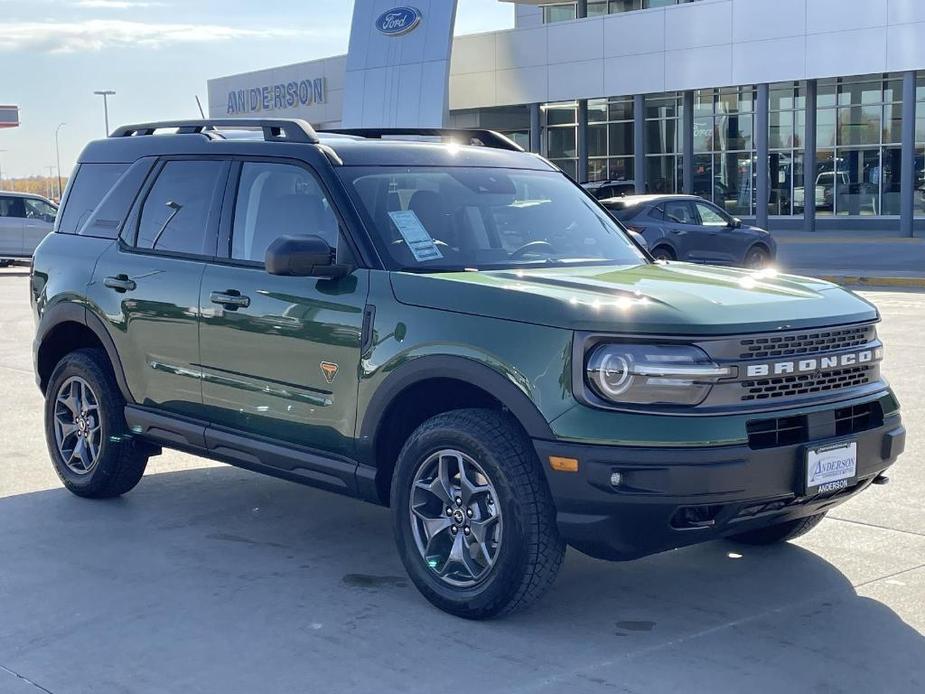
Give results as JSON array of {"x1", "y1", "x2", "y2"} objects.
[
  {"x1": 89, "y1": 158, "x2": 229, "y2": 418},
  {"x1": 198, "y1": 160, "x2": 368, "y2": 458},
  {"x1": 0, "y1": 195, "x2": 25, "y2": 256},
  {"x1": 691, "y1": 200, "x2": 738, "y2": 264}
]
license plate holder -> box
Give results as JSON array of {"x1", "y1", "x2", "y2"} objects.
[{"x1": 803, "y1": 441, "x2": 857, "y2": 496}]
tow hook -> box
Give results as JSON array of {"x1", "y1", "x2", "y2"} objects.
[{"x1": 872, "y1": 474, "x2": 890, "y2": 486}]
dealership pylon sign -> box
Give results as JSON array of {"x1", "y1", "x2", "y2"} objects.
[{"x1": 0, "y1": 105, "x2": 19, "y2": 128}]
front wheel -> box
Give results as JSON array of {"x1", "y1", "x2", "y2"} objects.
[
  {"x1": 744, "y1": 245, "x2": 771, "y2": 269},
  {"x1": 391, "y1": 409, "x2": 565, "y2": 619},
  {"x1": 727, "y1": 512, "x2": 826, "y2": 545}
]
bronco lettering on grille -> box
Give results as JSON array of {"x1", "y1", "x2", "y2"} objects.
[{"x1": 745, "y1": 348, "x2": 882, "y2": 378}]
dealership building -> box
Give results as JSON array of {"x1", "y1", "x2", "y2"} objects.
[{"x1": 208, "y1": 0, "x2": 925, "y2": 235}]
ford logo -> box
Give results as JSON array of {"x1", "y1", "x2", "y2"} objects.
[{"x1": 375, "y1": 6, "x2": 422, "y2": 36}]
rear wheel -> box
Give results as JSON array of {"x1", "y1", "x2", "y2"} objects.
[
  {"x1": 728, "y1": 512, "x2": 826, "y2": 545},
  {"x1": 391, "y1": 409, "x2": 565, "y2": 619},
  {"x1": 45, "y1": 348, "x2": 150, "y2": 498},
  {"x1": 744, "y1": 245, "x2": 771, "y2": 269},
  {"x1": 651, "y1": 245, "x2": 676, "y2": 262}
]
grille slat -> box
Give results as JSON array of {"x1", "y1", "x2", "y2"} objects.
[
  {"x1": 739, "y1": 325, "x2": 874, "y2": 360},
  {"x1": 741, "y1": 365, "x2": 874, "y2": 402}
]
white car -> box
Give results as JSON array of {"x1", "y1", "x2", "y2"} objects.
[{"x1": 0, "y1": 192, "x2": 58, "y2": 265}]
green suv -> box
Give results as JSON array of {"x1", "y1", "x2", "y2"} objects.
[{"x1": 31, "y1": 120, "x2": 905, "y2": 619}]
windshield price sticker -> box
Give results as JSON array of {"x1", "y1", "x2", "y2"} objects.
[{"x1": 388, "y1": 210, "x2": 444, "y2": 262}]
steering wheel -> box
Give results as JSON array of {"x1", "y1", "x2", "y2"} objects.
[{"x1": 509, "y1": 240, "x2": 556, "y2": 260}]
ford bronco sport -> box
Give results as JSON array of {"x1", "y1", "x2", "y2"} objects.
[{"x1": 31, "y1": 119, "x2": 905, "y2": 619}]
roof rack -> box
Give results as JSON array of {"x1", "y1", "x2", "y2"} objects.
[
  {"x1": 110, "y1": 119, "x2": 319, "y2": 144},
  {"x1": 318, "y1": 128, "x2": 524, "y2": 152}
]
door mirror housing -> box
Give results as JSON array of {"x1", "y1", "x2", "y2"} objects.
[
  {"x1": 265, "y1": 235, "x2": 351, "y2": 278},
  {"x1": 729, "y1": 217, "x2": 743, "y2": 229}
]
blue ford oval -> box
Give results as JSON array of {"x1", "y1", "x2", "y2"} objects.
[{"x1": 375, "y1": 6, "x2": 422, "y2": 36}]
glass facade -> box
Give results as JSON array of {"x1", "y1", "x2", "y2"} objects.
[
  {"x1": 541, "y1": 0, "x2": 697, "y2": 23},
  {"x1": 450, "y1": 70, "x2": 923, "y2": 228}
]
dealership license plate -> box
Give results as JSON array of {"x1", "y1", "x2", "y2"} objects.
[{"x1": 805, "y1": 441, "x2": 857, "y2": 495}]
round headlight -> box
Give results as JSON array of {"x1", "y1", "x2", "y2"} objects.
[{"x1": 598, "y1": 352, "x2": 633, "y2": 397}]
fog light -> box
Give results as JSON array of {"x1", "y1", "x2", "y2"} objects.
[{"x1": 610, "y1": 472, "x2": 623, "y2": 488}]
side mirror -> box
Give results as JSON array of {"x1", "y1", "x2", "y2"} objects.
[
  {"x1": 265, "y1": 235, "x2": 350, "y2": 278},
  {"x1": 730, "y1": 217, "x2": 743, "y2": 229}
]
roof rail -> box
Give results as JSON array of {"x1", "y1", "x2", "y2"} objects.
[
  {"x1": 110, "y1": 119, "x2": 319, "y2": 144},
  {"x1": 318, "y1": 128, "x2": 524, "y2": 152}
]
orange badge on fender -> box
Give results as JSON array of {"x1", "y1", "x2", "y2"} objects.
[{"x1": 320, "y1": 361, "x2": 339, "y2": 384}]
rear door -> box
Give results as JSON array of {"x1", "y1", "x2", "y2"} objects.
[
  {"x1": 0, "y1": 195, "x2": 25, "y2": 256},
  {"x1": 198, "y1": 159, "x2": 368, "y2": 458},
  {"x1": 661, "y1": 200, "x2": 702, "y2": 261},
  {"x1": 22, "y1": 198, "x2": 57, "y2": 254},
  {"x1": 90, "y1": 158, "x2": 229, "y2": 419}
]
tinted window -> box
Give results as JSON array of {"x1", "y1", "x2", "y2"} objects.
[
  {"x1": 650, "y1": 205, "x2": 665, "y2": 220},
  {"x1": 136, "y1": 160, "x2": 225, "y2": 255},
  {"x1": 24, "y1": 198, "x2": 57, "y2": 223},
  {"x1": 56, "y1": 163, "x2": 128, "y2": 234},
  {"x1": 664, "y1": 201, "x2": 696, "y2": 224},
  {"x1": 0, "y1": 196, "x2": 25, "y2": 218},
  {"x1": 231, "y1": 162, "x2": 341, "y2": 264},
  {"x1": 695, "y1": 201, "x2": 728, "y2": 227},
  {"x1": 82, "y1": 159, "x2": 156, "y2": 239},
  {"x1": 341, "y1": 166, "x2": 645, "y2": 271},
  {"x1": 608, "y1": 204, "x2": 644, "y2": 221}
]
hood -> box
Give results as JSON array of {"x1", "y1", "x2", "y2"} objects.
[{"x1": 390, "y1": 262, "x2": 877, "y2": 335}]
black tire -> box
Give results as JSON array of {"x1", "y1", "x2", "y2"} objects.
[
  {"x1": 391, "y1": 409, "x2": 565, "y2": 619},
  {"x1": 651, "y1": 245, "x2": 676, "y2": 262},
  {"x1": 44, "y1": 348, "x2": 149, "y2": 499},
  {"x1": 744, "y1": 245, "x2": 771, "y2": 270},
  {"x1": 727, "y1": 512, "x2": 826, "y2": 546}
]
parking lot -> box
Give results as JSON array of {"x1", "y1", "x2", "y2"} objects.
[{"x1": 0, "y1": 264, "x2": 922, "y2": 693}]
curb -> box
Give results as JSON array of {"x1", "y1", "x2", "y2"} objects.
[{"x1": 815, "y1": 275, "x2": 925, "y2": 289}]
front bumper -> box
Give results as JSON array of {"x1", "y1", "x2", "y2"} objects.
[{"x1": 534, "y1": 409, "x2": 904, "y2": 561}]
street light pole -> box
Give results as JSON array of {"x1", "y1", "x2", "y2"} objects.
[
  {"x1": 55, "y1": 122, "x2": 66, "y2": 200},
  {"x1": 93, "y1": 90, "x2": 116, "y2": 135}
]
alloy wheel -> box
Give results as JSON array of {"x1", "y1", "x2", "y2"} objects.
[
  {"x1": 53, "y1": 376, "x2": 102, "y2": 475},
  {"x1": 409, "y1": 449, "x2": 503, "y2": 588}
]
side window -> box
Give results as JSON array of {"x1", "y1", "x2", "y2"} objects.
[
  {"x1": 650, "y1": 205, "x2": 665, "y2": 221},
  {"x1": 664, "y1": 201, "x2": 696, "y2": 225},
  {"x1": 0, "y1": 196, "x2": 26, "y2": 218},
  {"x1": 56, "y1": 163, "x2": 128, "y2": 234},
  {"x1": 136, "y1": 160, "x2": 225, "y2": 255},
  {"x1": 695, "y1": 202, "x2": 728, "y2": 227},
  {"x1": 24, "y1": 199, "x2": 57, "y2": 223},
  {"x1": 231, "y1": 161, "x2": 342, "y2": 264}
]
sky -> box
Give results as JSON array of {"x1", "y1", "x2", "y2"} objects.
[{"x1": 0, "y1": 0, "x2": 514, "y2": 180}]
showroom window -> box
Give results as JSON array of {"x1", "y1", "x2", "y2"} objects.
[
  {"x1": 586, "y1": 97, "x2": 635, "y2": 183},
  {"x1": 815, "y1": 74, "x2": 905, "y2": 217},
  {"x1": 692, "y1": 86, "x2": 755, "y2": 214},
  {"x1": 646, "y1": 92, "x2": 683, "y2": 195},
  {"x1": 768, "y1": 81, "x2": 805, "y2": 216},
  {"x1": 448, "y1": 105, "x2": 531, "y2": 151},
  {"x1": 541, "y1": 0, "x2": 697, "y2": 23},
  {"x1": 544, "y1": 102, "x2": 578, "y2": 180},
  {"x1": 917, "y1": 72, "x2": 924, "y2": 218}
]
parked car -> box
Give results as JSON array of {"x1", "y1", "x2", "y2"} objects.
[
  {"x1": 0, "y1": 191, "x2": 58, "y2": 265},
  {"x1": 601, "y1": 194, "x2": 777, "y2": 269},
  {"x1": 31, "y1": 120, "x2": 902, "y2": 619},
  {"x1": 583, "y1": 179, "x2": 636, "y2": 200}
]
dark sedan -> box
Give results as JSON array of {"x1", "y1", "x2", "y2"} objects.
[{"x1": 601, "y1": 194, "x2": 777, "y2": 269}]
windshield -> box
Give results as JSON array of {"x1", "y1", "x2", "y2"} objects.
[{"x1": 339, "y1": 166, "x2": 646, "y2": 271}]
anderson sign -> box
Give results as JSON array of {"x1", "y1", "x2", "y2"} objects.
[{"x1": 226, "y1": 77, "x2": 327, "y2": 115}]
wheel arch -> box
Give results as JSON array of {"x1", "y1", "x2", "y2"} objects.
[
  {"x1": 357, "y1": 356, "x2": 554, "y2": 505},
  {"x1": 36, "y1": 304, "x2": 133, "y2": 402}
]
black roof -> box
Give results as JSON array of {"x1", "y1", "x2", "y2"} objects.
[{"x1": 79, "y1": 120, "x2": 555, "y2": 171}]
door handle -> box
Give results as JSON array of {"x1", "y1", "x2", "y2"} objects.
[
  {"x1": 104, "y1": 275, "x2": 136, "y2": 293},
  {"x1": 210, "y1": 290, "x2": 251, "y2": 310}
]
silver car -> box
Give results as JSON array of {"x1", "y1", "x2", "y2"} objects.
[{"x1": 0, "y1": 192, "x2": 58, "y2": 265}]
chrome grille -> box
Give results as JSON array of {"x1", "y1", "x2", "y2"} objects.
[
  {"x1": 740, "y1": 365, "x2": 874, "y2": 402},
  {"x1": 739, "y1": 325, "x2": 874, "y2": 360}
]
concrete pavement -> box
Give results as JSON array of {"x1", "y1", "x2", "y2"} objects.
[{"x1": 0, "y1": 267, "x2": 923, "y2": 693}]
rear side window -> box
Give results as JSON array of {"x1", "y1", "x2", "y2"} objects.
[
  {"x1": 80, "y1": 159, "x2": 155, "y2": 239},
  {"x1": 664, "y1": 201, "x2": 696, "y2": 224},
  {"x1": 136, "y1": 160, "x2": 226, "y2": 255},
  {"x1": 0, "y1": 196, "x2": 26, "y2": 218},
  {"x1": 56, "y1": 163, "x2": 128, "y2": 234}
]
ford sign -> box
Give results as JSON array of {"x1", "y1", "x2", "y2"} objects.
[{"x1": 375, "y1": 6, "x2": 422, "y2": 36}]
